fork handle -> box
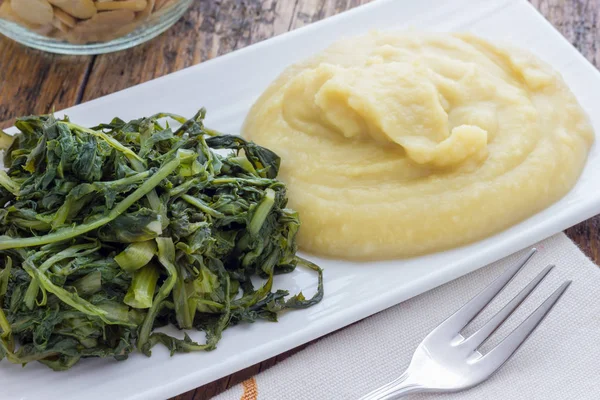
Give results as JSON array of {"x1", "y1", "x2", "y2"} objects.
[{"x1": 358, "y1": 371, "x2": 424, "y2": 400}]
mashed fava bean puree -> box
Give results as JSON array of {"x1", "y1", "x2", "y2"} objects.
[{"x1": 243, "y1": 32, "x2": 594, "y2": 259}]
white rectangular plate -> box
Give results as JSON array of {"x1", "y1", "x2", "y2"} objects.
[{"x1": 2, "y1": 0, "x2": 600, "y2": 399}]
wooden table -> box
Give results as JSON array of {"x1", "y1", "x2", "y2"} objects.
[{"x1": 1, "y1": 0, "x2": 599, "y2": 398}]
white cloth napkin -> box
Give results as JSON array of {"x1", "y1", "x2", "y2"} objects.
[{"x1": 214, "y1": 233, "x2": 600, "y2": 399}]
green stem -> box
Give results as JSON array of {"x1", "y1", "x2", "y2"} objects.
[
  {"x1": 138, "y1": 237, "x2": 178, "y2": 354},
  {"x1": 131, "y1": 128, "x2": 167, "y2": 230},
  {"x1": 169, "y1": 178, "x2": 201, "y2": 197},
  {"x1": 22, "y1": 262, "x2": 134, "y2": 326},
  {"x1": 148, "y1": 332, "x2": 211, "y2": 353},
  {"x1": 210, "y1": 177, "x2": 274, "y2": 186},
  {"x1": 206, "y1": 275, "x2": 231, "y2": 349},
  {"x1": 193, "y1": 298, "x2": 225, "y2": 310},
  {"x1": 148, "y1": 112, "x2": 188, "y2": 124},
  {"x1": 249, "y1": 188, "x2": 275, "y2": 235},
  {"x1": 286, "y1": 256, "x2": 325, "y2": 309},
  {"x1": 24, "y1": 241, "x2": 99, "y2": 309},
  {"x1": 231, "y1": 274, "x2": 273, "y2": 309},
  {"x1": 99, "y1": 169, "x2": 153, "y2": 187},
  {"x1": 173, "y1": 264, "x2": 194, "y2": 329},
  {"x1": 181, "y1": 194, "x2": 224, "y2": 218},
  {"x1": 124, "y1": 264, "x2": 160, "y2": 309},
  {"x1": 229, "y1": 156, "x2": 259, "y2": 176}
]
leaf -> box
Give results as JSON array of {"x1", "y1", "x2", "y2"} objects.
[
  {"x1": 97, "y1": 208, "x2": 163, "y2": 243},
  {"x1": 114, "y1": 240, "x2": 157, "y2": 272},
  {"x1": 124, "y1": 264, "x2": 159, "y2": 309},
  {"x1": 0, "y1": 130, "x2": 14, "y2": 151},
  {"x1": 71, "y1": 136, "x2": 104, "y2": 182},
  {"x1": 0, "y1": 171, "x2": 19, "y2": 196}
]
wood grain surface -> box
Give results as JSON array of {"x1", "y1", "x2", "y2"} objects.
[{"x1": 0, "y1": 0, "x2": 598, "y2": 399}]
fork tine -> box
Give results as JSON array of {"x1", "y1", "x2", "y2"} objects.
[
  {"x1": 478, "y1": 280, "x2": 571, "y2": 371},
  {"x1": 435, "y1": 248, "x2": 537, "y2": 335},
  {"x1": 460, "y1": 265, "x2": 554, "y2": 351}
]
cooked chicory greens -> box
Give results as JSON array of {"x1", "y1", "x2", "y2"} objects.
[{"x1": 0, "y1": 109, "x2": 323, "y2": 370}]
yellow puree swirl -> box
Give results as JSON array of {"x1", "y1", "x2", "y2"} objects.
[{"x1": 243, "y1": 32, "x2": 594, "y2": 260}]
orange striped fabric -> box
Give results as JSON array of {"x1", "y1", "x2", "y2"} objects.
[{"x1": 240, "y1": 377, "x2": 258, "y2": 400}]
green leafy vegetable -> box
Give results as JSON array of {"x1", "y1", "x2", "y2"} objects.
[{"x1": 0, "y1": 109, "x2": 323, "y2": 370}]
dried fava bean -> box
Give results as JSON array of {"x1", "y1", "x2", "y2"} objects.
[
  {"x1": 136, "y1": 0, "x2": 155, "y2": 20},
  {"x1": 48, "y1": 0, "x2": 96, "y2": 19},
  {"x1": 66, "y1": 9, "x2": 135, "y2": 44},
  {"x1": 52, "y1": 16, "x2": 69, "y2": 33},
  {"x1": 0, "y1": 1, "x2": 53, "y2": 34},
  {"x1": 53, "y1": 7, "x2": 76, "y2": 28},
  {"x1": 95, "y1": 0, "x2": 147, "y2": 12},
  {"x1": 10, "y1": 0, "x2": 54, "y2": 26},
  {"x1": 89, "y1": 9, "x2": 136, "y2": 25},
  {"x1": 0, "y1": 1, "x2": 21, "y2": 23}
]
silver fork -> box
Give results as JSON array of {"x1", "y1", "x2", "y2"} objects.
[{"x1": 359, "y1": 248, "x2": 570, "y2": 400}]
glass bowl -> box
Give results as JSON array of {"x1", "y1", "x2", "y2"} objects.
[{"x1": 0, "y1": 0, "x2": 193, "y2": 55}]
